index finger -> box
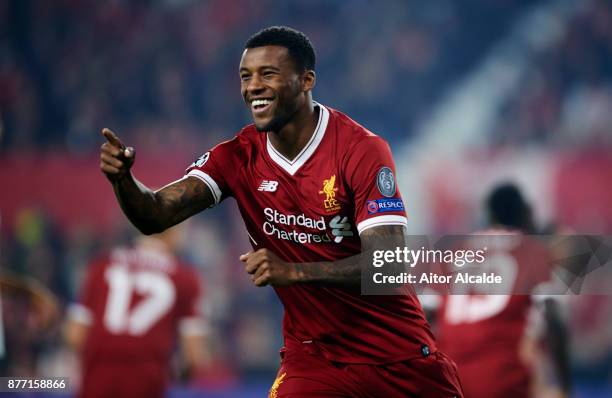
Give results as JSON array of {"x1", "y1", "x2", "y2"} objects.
[
  {"x1": 239, "y1": 251, "x2": 254, "y2": 262},
  {"x1": 101, "y1": 128, "x2": 125, "y2": 149}
]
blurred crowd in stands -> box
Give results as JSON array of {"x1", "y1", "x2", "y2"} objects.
[
  {"x1": 1, "y1": 0, "x2": 611, "y2": 393},
  {"x1": 492, "y1": 0, "x2": 612, "y2": 147},
  {"x1": 0, "y1": 0, "x2": 537, "y2": 152}
]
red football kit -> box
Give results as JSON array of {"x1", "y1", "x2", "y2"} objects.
[
  {"x1": 69, "y1": 243, "x2": 205, "y2": 398},
  {"x1": 186, "y1": 104, "x2": 463, "y2": 397},
  {"x1": 435, "y1": 230, "x2": 554, "y2": 398}
]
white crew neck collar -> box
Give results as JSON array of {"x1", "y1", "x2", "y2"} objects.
[{"x1": 266, "y1": 103, "x2": 330, "y2": 176}]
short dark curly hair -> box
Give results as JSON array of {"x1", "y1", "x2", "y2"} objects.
[
  {"x1": 245, "y1": 26, "x2": 316, "y2": 72},
  {"x1": 486, "y1": 182, "x2": 532, "y2": 230}
]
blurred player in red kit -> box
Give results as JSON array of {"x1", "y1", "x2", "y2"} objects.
[
  {"x1": 99, "y1": 26, "x2": 462, "y2": 397},
  {"x1": 427, "y1": 183, "x2": 570, "y2": 398},
  {"x1": 64, "y1": 226, "x2": 210, "y2": 398}
]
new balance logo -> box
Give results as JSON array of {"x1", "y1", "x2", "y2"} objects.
[{"x1": 258, "y1": 180, "x2": 278, "y2": 192}]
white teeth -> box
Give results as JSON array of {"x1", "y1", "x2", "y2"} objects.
[{"x1": 252, "y1": 99, "x2": 273, "y2": 108}]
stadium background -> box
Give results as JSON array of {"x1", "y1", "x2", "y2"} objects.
[{"x1": 0, "y1": 0, "x2": 611, "y2": 396}]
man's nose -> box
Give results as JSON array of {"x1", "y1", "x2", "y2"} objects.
[{"x1": 246, "y1": 74, "x2": 265, "y2": 93}]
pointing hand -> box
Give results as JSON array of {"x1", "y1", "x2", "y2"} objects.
[{"x1": 99, "y1": 128, "x2": 135, "y2": 182}]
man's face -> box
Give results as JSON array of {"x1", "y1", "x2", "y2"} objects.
[{"x1": 239, "y1": 46, "x2": 309, "y2": 132}]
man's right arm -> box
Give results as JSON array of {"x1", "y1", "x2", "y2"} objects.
[{"x1": 100, "y1": 128, "x2": 214, "y2": 234}]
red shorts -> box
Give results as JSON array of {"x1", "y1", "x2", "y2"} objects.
[{"x1": 269, "y1": 341, "x2": 464, "y2": 398}]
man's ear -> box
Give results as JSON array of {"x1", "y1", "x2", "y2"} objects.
[{"x1": 301, "y1": 70, "x2": 316, "y2": 92}]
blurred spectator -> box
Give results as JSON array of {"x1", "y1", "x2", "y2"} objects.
[
  {"x1": 429, "y1": 183, "x2": 571, "y2": 398},
  {"x1": 64, "y1": 225, "x2": 212, "y2": 397},
  {"x1": 0, "y1": 273, "x2": 60, "y2": 377}
]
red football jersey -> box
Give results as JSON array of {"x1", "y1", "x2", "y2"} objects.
[
  {"x1": 69, "y1": 243, "x2": 205, "y2": 397},
  {"x1": 435, "y1": 230, "x2": 554, "y2": 398},
  {"x1": 186, "y1": 103, "x2": 435, "y2": 363}
]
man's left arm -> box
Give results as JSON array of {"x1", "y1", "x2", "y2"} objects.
[
  {"x1": 241, "y1": 225, "x2": 406, "y2": 287},
  {"x1": 543, "y1": 298, "x2": 571, "y2": 395}
]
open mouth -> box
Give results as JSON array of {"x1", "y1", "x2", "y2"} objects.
[{"x1": 250, "y1": 98, "x2": 274, "y2": 115}]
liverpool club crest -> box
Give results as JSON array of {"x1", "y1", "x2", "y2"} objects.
[{"x1": 319, "y1": 175, "x2": 341, "y2": 212}]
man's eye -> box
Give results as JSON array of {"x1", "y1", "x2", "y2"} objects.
[
  {"x1": 241, "y1": 75, "x2": 251, "y2": 81},
  {"x1": 263, "y1": 71, "x2": 276, "y2": 77}
]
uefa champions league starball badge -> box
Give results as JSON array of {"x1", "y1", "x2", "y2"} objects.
[
  {"x1": 376, "y1": 167, "x2": 396, "y2": 197},
  {"x1": 192, "y1": 152, "x2": 210, "y2": 167}
]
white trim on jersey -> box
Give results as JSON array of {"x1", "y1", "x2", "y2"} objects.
[
  {"x1": 266, "y1": 103, "x2": 330, "y2": 176},
  {"x1": 67, "y1": 303, "x2": 93, "y2": 326},
  {"x1": 357, "y1": 215, "x2": 408, "y2": 235},
  {"x1": 186, "y1": 170, "x2": 222, "y2": 206}
]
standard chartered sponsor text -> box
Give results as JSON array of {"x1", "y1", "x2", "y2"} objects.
[{"x1": 263, "y1": 207, "x2": 332, "y2": 244}]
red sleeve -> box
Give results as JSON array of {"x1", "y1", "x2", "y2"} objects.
[
  {"x1": 176, "y1": 266, "x2": 208, "y2": 336},
  {"x1": 176, "y1": 267, "x2": 201, "y2": 319},
  {"x1": 344, "y1": 135, "x2": 408, "y2": 234},
  {"x1": 79, "y1": 257, "x2": 106, "y2": 310},
  {"x1": 67, "y1": 257, "x2": 107, "y2": 326},
  {"x1": 184, "y1": 136, "x2": 241, "y2": 206}
]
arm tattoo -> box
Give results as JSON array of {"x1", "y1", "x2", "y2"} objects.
[
  {"x1": 113, "y1": 174, "x2": 214, "y2": 235},
  {"x1": 294, "y1": 225, "x2": 407, "y2": 286},
  {"x1": 156, "y1": 177, "x2": 212, "y2": 226}
]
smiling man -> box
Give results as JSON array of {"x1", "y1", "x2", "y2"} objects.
[{"x1": 99, "y1": 26, "x2": 463, "y2": 397}]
